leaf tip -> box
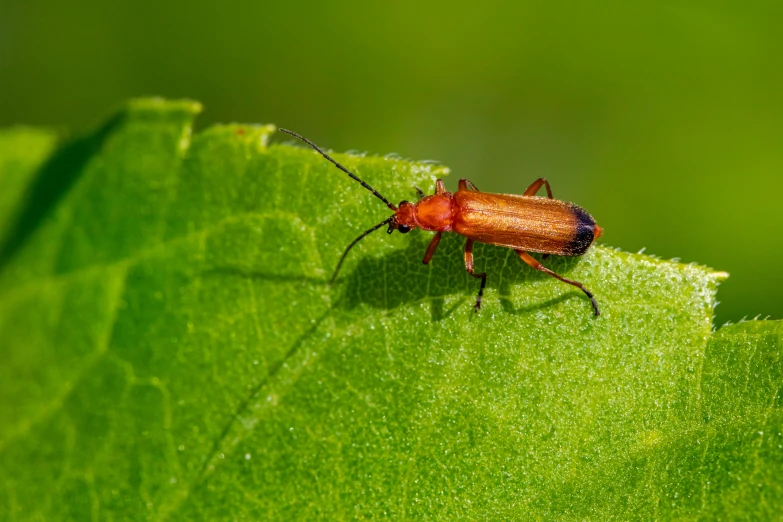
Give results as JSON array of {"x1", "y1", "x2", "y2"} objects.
[
  {"x1": 712, "y1": 270, "x2": 730, "y2": 283},
  {"x1": 124, "y1": 97, "x2": 203, "y2": 118}
]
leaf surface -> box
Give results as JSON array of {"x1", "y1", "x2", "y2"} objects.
[{"x1": 0, "y1": 99, "x2": 780, "y2": 520}]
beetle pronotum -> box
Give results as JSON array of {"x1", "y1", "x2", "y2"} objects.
[{"x1": 280, "y1": 129, "x2": 603, "y2": 316}]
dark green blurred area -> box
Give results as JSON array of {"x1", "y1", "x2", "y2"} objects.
[{"x1": 1, "y1": 1, "x2": 781, "y2": 324}]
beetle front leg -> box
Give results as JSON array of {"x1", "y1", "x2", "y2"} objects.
[
  {"x1": 435, "y1": 179, "x2": 447, "y2": 195},
  {"x1": 523, "y1": 178, "x2": 553, "y2": 199},
  {"x1": 465, "y1": 239, "x2": 487, "y2": 312},
  {"x1": 422, "y1": 231, "x2": 443, "y2": 264},
  {"x1": 516, "y1": 250, "x2": 599, "y2": 315}
]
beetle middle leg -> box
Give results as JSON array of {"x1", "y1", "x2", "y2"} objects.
[
  {"x1": 524, "y1": 178, "x2": 553, "y2": 199},
  {"x1": 465, "y1": 239, "x2": 487, "y2": 312},
  {"x1": 458, "y1": 178, "x2": 480, "y2": 192},
  {"x1": 516, "y1": 250, "x2": 600, "y2": 316}
]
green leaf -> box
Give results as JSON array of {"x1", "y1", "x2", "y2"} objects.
[{"x1": 1, "y1": 98, "x2": 780, "y2": 520}]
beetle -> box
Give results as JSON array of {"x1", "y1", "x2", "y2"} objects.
[{"x1": 280, "y1": 128, "x2": 603, "y2": 315}]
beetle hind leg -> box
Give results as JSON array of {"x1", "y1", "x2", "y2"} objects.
[
  {"x1": 524, "y1": 178, "x2": 554, "y2": 199},
  {"x1": 516, "y1": 250, "x2": 599, "y2": 316},
  {"x1": 464, "y1": 239, "x2": 487, "y2": 312}
]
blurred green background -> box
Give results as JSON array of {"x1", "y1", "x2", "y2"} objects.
[{"x1": 1, "y1": 1, "x2": 781, "y2": 324}]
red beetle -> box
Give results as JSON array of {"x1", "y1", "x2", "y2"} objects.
[{"x1": 281, "y1": 129, "x2": 602, "y2": 315}]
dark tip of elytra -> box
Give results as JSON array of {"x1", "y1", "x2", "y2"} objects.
[{"x1": 568, "y1": 206, "x2": 598, "y2": 255}]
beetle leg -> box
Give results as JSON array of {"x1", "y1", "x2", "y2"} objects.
[
  {"x1": 516, "y1": 250, "x2": 599, "y2": 316},
  {"x1": 465, "y1": 239, "x2": 488, "y2": 312},
  {"x1": 414, "y1": 186, "x2": 425, "y2": 199},
  {"x1": 435, "y1": 179, "x2": 447, "y2": 194},
  {"x1": 523, "y1": 178, "x2": 553, "y2": 199},
  {"x1": 458, "y1": 178, "x2": 481, "y2": 192},
  {"x1": 422, "y1": 231, "x2": 443, "y2": 264}
]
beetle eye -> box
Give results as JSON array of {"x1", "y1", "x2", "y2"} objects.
[{"x1": 398, "y1": 225, "x2": 411, "y2": 234}]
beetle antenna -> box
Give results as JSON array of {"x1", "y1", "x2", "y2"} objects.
[
  {"x1": 330, "y1": 217, "x2": 394, "y2": 285},
  {"x1": 279, "y1": 128, "x2": 397, "y2": 211}
]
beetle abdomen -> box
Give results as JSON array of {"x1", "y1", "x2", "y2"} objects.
[{"x1": 452, "y1": 192, "x2": 597, "y2": 256}]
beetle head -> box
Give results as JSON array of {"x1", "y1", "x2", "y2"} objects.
[{"x1": 389, "y1": 200, "x2": 417, "y2": 234}]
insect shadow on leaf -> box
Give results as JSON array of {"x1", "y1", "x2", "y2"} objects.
[{"x1": 335, "y1": 230, "x2": 591, "y2": 321}]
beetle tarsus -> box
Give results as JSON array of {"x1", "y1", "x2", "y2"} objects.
[
  {"x1": 471, "y1": 274, "x2": 487, "y2": 312},
  {"x1": 464, "y1": 239, "x2": 487, "y2": 312},
  {"x1": 583, "y1": 289, "x2": 601, "y2": 316}
]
